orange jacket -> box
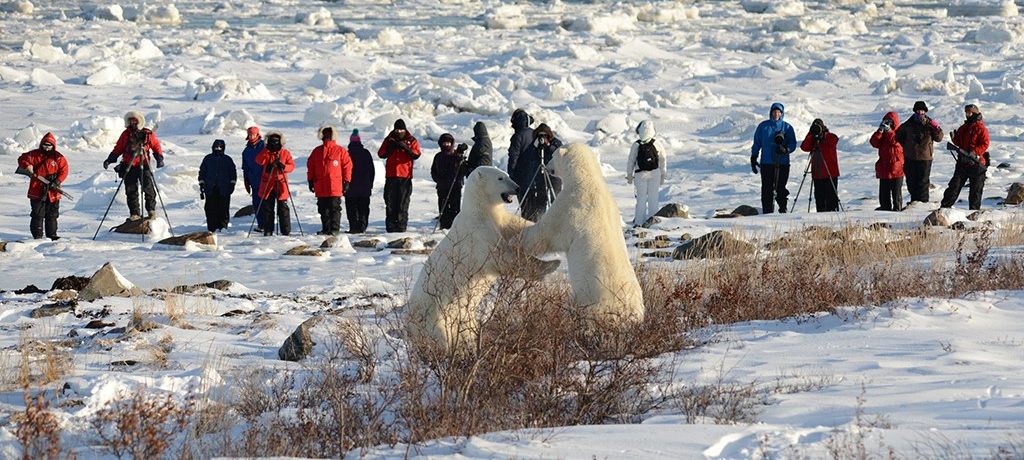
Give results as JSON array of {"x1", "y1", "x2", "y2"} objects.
[
  {"x1": 17, "y1": 132, "x2": 69, "y2": 202},
  {"x1": 110, "y1": 128, "x2": 163, "y2": 166},
  {"x1": 255, "y1": 148, "x2": 296, "y2": 200},
  {"x1": 952, "y1": 118, "x2": 990, "y2": 166},
  {"x1": 377, "y1": 131, "x2": 421, "y2": 178},
  {"x1": 307, "y1": 140, "x2": 353, "y2": 197},
  {"x1": 870, "y1": 112, "x2": 904, "y2": 180}
]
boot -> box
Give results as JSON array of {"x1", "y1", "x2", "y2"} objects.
[
  {"x1": 128, "y1": 214, "x2": 142, "y2": 221},
  {"x1": 147, "y1": 211, "x2": 157, "y2": 220}
]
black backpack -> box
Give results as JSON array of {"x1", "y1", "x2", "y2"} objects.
[{"x1": 636, "y1": 141, "x2": 659, "y2": 172}]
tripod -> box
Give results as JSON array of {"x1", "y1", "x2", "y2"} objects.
[
  {"x1": 517, "y1": 148, "x2": 557, "y2": 219},
  {"x1": 791, "y1": 139, "x2": 844, "y2": 213},
  {"x1": 246, "y1": 158, "x2": 304, "y2": 237},
  {"x1": 432, "y1": 155, "x2": 465, "y2": 233}
]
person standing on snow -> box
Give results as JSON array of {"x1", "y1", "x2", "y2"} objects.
[
  {"x1": 307, "y1": 126, "x2": 353, "y2": 236},
  {"x1": 750, "y1": 102, "x2": 797, "y2": 214},
  {"x1": 430, "y1": 133, "x2": 466, "y2": 230},
  {"x1": 514, "y1": 123, "x2": 562, "y2": 222},
  {"x1": 940, "y1": 104, "x2": 990, "y2": 210},
  {"x1": 895, "y1": 101, "x2": 944, "y2": 204},
  {"x1": 799, "y1": 119, "x2": 841, "y2": 212},
  {"x1": 626, "y1": 120, "x2": 667, "y2": 226},
  {"x1": 378, "y1": 119, "x2": 421, "y2": 233},
  {"x1": 255, "y1": 132, "x2": 295, "y2": 236},
  {"x1": 16, "y1": 132, "x2": 69, "y2": 240},
  {"x1": 346, "y1": 129, "x2": 374, "y2": 234},
  {"x1": 870, "y1": 112, "x2": 905, "y2": 212},
  {"x1": 506, "y1": 108, "x2": 533, "y2": 177},
  {"x1": 241, "y1": 126, "x2": 266, "y2": 231},
  {"x1": 103, "y1": 111, "x2": 165, "y2": 221},
  {"x1": 198, "y1": 139, "x2": 237, "y2": 232},
  {"x1": 461, "y1": 121, "x2": 493, "y2": 177}
]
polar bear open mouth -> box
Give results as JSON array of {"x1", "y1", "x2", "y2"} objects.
[{"x1": 500, "y1": 192, "x2": 515, "y2": 203}]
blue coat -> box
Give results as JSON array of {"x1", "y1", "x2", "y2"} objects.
[
  {"x1": 241, "y1": 139, "x2": 265, "y2": 192},
  {"x1": 347, "y1": 140, "x2": 375, "y2": 198},
  {"x1": 199, "y1": 152, "x2": 238, "y2": 196},
  {"x1": 751, "y1": 102, "x2": 797, "y2": 166}
]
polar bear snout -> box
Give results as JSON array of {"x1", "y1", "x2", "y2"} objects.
[{"x1": 500, "y1": 177, "x2": 519, "y2": 203}]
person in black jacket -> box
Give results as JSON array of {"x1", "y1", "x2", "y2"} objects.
[
  {"x1": 346, "y1": 129, "x2": 375, "y2": 233},
  {"x1": 430, "y1": 133, "x2": 465, "y2": 230},
  {"x1": 462, "y1": 121, "x2": 493, "y2": 177},
  {"x1": 513, "y1": 123, "x2": 562, "y2": 222},
  {"x1": 506, "y1": 109, "x2": 533, "y2": 177},
  {"x1": 198, "y1": 139, "x2": 237, "y2": 232}
]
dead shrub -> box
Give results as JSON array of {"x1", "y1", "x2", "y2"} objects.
[
  {"x1": 90, "y1": 388, "x2": 194, "y2": 460},
  {"x1": 14, "y1": 391, "x2": 66, "y2": 460}
]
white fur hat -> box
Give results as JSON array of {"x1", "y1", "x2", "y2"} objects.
[
  {"x1": 266, "y1": 131, "x2": 286, "y2": 146},
  {"x1": 124, "y1": 111, "x2": 146, "y2": 128},
  {"x1": 317, "y1": 125, "x2": 336, "y2": 141}
]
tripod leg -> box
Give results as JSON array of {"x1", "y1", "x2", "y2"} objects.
[
  {"x1": 808, "y1": 179, "x2": 814, "y2": 213},
  {"x1": 288, "y1": 192, "x2": 304, "y2": 236},
  {"x1": 147, "y1": 168, "x2": 174, "y2": 237},
  {"x1": 792, "y1": 156, "x2": 812, "y2": 213},
  {"x1": 92, "y1": 174, "x2": 129, "y2": 240},
  {"x1": 247, "y1": 191, "x2": 268, "y2": 237},
  {"x1": 433, "y1": 159, "x2": 464, "y2": 233}
]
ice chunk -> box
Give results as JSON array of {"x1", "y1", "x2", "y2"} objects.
[
  {"x1": 81, "y1": 4, "x2": 123, "y2": 21},
  {"x1": 563, "y1": 13, "x2": 636, "y2": 34},
  {"x1": 68, "y1": 115, "x2": 123, "y2": 150},
  {"x1": 0, "y1": 65, "x2": 29, "y2": 83},
  {"x1": 29, "y1": 68, "x2": 63, "y2": 86},
  {"x1": 637, "y1": 5, "x2": 699, "y2": 23},
  {"x1": 133, "y1": 39, "x2": 165, "y2": 60},
  {"x1": 23, "y1": 41, "x2": 68, "y2": 63},
  {"x1": 86, "y1": 64, "x2": 125, "y2": 86},
  {"x1": 308, "y1": 72, "x2": 332, "y2": 90},
  {"x1": 296, "y1": 7, "x2": 334, "y2": 27},
  {"x1": 201, "y1": 109, "x2": 256, "y2": 135},
  {"x1": 377, "y1": 28, "x2": 404, "y2": 47},
  {"x1": 484, "y1": 5, "x2": 526, "y2": 30},
  {"x1": 143, "y1": 4, "x2": 181, "y2": 25},
  {"x1": 948, "y1": 0, "x2": 1017, "y2": 17},
  {"x1": 973, "y1": 23, "x2": 1017, "y2": 43},
  {"x1": 186, "y1": 76, "x2": 274, "y2": 101},
  {"x1": 0, "y1": 1, "x2": 33, "y2": 14}
]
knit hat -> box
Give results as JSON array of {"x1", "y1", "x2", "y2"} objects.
[
  {"x1": 350, "y1": 129, "x2": 361, "y2": 143},
  {"x1": 438, "y1": 133, "x2": 455, "y2": 149},
  {"x1": 913, "y1": 101, "x2": 928, "y2": 112},
  {"x1": 965, "y1": 103, "x2": 980, "y2": 114},
  {"x1": 394, "y1": 119, "x2": 407, "y2": 131}
]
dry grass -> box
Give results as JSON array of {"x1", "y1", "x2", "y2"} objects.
[
  {"x1": 15, "y1": 329, "x2": 73, "y2": 389},
  {"x1": 89, "y1": 388, "x2": 193, "y2": 460},
  {"x1": 14, "y1": 391, "x2": 67, "y2": 460}
]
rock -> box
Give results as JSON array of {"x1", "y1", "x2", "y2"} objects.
[
  {"x1": 672, "y1": 230, "x2": 756, "y2": 260},
  {"x1": 424, "y1": 239, "x2": 439, "y2": 248},
  {"x1": 641, "y1": 216, "x2": 662, "y2": 228},
  {"x1": 110, "y1": 360, "x2": 138, "y2": 367},
  {"x1": 642, "y1": 250, "x2": 674, "y2": 258},
  {"x1": 391, "y1": 248, "x2": 433, "y2": 256},
  {"x1": 320, "y1": 236, "x2": 338, "y2": 248},
  {"x1": 731, "y1": 205, "x2": 759, "y2": 217},
  {"x1": 353, "y1": 239, "x2": 384, "y2": 249},
  {"x1": 111, "y1": 219, "x2": 151, "y2": 234},
  {"x1": 233, "y1": 205, "x2": 255, "y2": 218},
  {"x1": 654, "y1": 203, "x2": 690, "y2": 218},
  {"x1": 278, "y1": 316, "x2": 325, "y2": 361},
  {"x1": 156, "y1": 231, "x2": 216, "y2": 247},
  {"x1": 923, "y1": 209, "x2": 952, "y2": 227},
  {"x1": 0, "y1": 241, "x2": 7, "y2": 252},
  {"x1": 997, "y1": 162, "x2": 1011, "y2": 170},
  {"x1": 30, "y1": 301, "x2": 77, "y2": 318},
  {"x1": 48, "y1": 290, "x2": 78, "y2": 301},
  {"x1": 50, "y1": 275, "x2": 91, "y2": 292},
  {"x1": 867, "y1": 222, "x2": 892, "y2": 231},
  {"x1": 284, "y1": 245, "x2": 324, "y2": 256},
  {"x1": 127, "y1": 312, "x2": 160, "y2": 333},
  {"x1": 1005, "y1": 183, "x2": 1024, "y2": 205},
  {"x1": 636, "y1": 239, "x2": 674, "y2": 249},
  {"x1": 14, "y1": 284, "x2": 45, "y2": 294},
  {"x1": 386, "y1": 237, "x2": 417, "y2": 249},
  {"x1": 79, "y1": 262, "x2": 144, "y2": 302},
  {"x1": 680, "y1": 233, "x2": 692, "y2": 241},
  {"x1": 169, "y1": 279, "x2": 234, "y2": 294},
  {"x1": 220, "y1": 309, "x2": 250, "y2": 317},
  {"x1": 84, "y1": 319, "x2": 115, "y2": 329},
  {"x1": 967, "y1": 211, "x2": 986, "y2": 221},
  {"x1": 950, "y1": 221, "x2": 968, "y2": 231}
]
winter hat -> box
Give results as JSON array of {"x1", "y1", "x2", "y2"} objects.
[
  {"x1": 965, "y1": 103, "x2": 980, "y2": 115},
  {"x1": 246, "y1": 126, "x2": 261, "y2": 140},
  {"x1": 394, "y1": 119, "x2": 407, "y2": 131},
  {"x1": 212, "y1": 139, "x2": 226, "y2": 153},
  {"x1": 913, "y1": 101, "x2": 929, "y2": 112},
  {"x1": 266, "y1": 131, "x2": 285, "y2": 149},
  {"x1": 124, "y1": 111, "x2": 146, "y2": 128},
  {"x1": 350, "y1": 129, "x2": 361, "y2": 143},
  {"x1": 318, "y1": 126, "x2": 334, "y2": 141},
  {"x1": 438, "y1": 133, "x2": 455, "y2": 149}
]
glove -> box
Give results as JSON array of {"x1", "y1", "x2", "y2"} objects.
[
  {"x1": 156, "y1": 157, "x2": 165, "y2": 168},
  {"x1": 456, "y1": 143, "x2": 469, "y2": 154},
  {"x1": 274, "y1": 160, "x2": 285, "y2": 170},
  {"x1": 308, "y1": 181, "x2": 315, "y2": 193},
  {"x1": 879, "y1": 122, "x2": 891, "y2": 132},
  {"x1": 626, "y1": 176, "x2": 633, "y2": 185},
  {"x1": 22, "y1": 165, "x2": 34, "y2": 175},
  {"x1": 200, "y1": 191, "x2": 206, "y2": 200},
  {"x1": 343, "y1": 181, "x2": 350, "y2": 195},
  {"x1": 103, "y1": 159, "x2": 113, "y2": 169},
  {"x1": 751, "y1": 156, "x2": 759, "y2": 174},
  {"x1": 929, "y1": 119, "x2": 940, "y2": 131}
]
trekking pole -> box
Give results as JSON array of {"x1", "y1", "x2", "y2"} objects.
[
  {"x1": 432, "y1": 156, "x2": 465, "y2": 233},
  {"x1": 146, "y1": 165, "x2": 175, "y2": 237}
]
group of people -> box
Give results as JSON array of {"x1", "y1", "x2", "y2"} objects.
[
  {"x1": 12, "y1": 101, "x2": 991, "y2": 241},
  {"x1": 750, "y1": 100, "x2": 991, "y2": 214}
]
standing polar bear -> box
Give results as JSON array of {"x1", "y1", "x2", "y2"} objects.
[
  {"x1": 405, "y1": 167, "x2": 559, "y2": 355},
  {"x1": 521, "y1": 143, "x2": 645, "y2": 328}
]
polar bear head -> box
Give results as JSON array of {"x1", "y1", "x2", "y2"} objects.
[
  {"x1": 549, "y1": 143, "x2": 602, "y2": 184},
  {"x1": 465, "y1": 166, "x2": 519, "y2": 207}
]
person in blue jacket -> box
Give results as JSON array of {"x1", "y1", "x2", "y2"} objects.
[
  {"x1": 750, "y1": 102, "x2": 797, "y2": 213},
  {"x1": 241, "y1": 126, "x2": 266, "y2": 231},
  {"x1": 199, "y1": 139, "x2": 237, "y2": 232}
]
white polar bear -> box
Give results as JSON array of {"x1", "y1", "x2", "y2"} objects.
[
  {"x1": 405, "y1": 166, "x2": 559, "y2": 355},
  {"x1": 521, "y1": 143, "x2": 645, "y2": 328}
]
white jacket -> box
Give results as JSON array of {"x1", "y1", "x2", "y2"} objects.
[{"x1": 626, "y1": 120, "x2": 668, "y2": 182}]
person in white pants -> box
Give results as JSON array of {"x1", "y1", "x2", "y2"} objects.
[{"x1": 626, "y1": 120, "x2": 667, "y2": 226}]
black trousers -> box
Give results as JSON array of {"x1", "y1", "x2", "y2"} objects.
[
  {"x1": 204, "y1": 193, "x2": 231, "y2": 232},
  {"x1": 436, "y1": 186, "x2": 462, "y2": 230},
  {"x1": 30, "y1": 198, "x2": 59, "y2": 239},
  {"x1": 317, "y1": 197, "x2": 342, "y2": 235},
  {"x1": 879, "y1": 178, "x2": 904, "y2": 211},
  {"x1": 383, "y1": 178, "x2": 412, "y2": 232},
  {"x1": 940, "y1": 164, "x2": 986, "y2": 210},
  {"x1": 124, "y1": 166, "x2": 157, "y2": 217},
  {"x1": 812, "y1": 178, "x2": 839, "y2": 212},
  {"x1": 904, "y1": 160, "x2": 933, "y2": 203},
  {"x1": 520, "y1": 185, "x2": 551, "y2": 222},
  {"x1": 345, "y1": 196, "x2": 370, "y2": 233},
  {"x1": 260, "y1": 190, "x2": 291, "y2": 235},
  {"x1": 759, "y1": 164, "x2": 790, "y2": 214}
]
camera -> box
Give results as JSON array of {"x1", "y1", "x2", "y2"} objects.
[{"x1": 773, "y1": 133, "x2": 785, "y2": 145}]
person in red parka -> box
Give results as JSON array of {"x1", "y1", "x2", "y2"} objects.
[
  {"x1": 870, "y1": 111, "x2": 905, "y2": 212},
  {"x1": 103, "y1": 111, "x2": 164, "y2": 221},
  {"x1": 378, "y1": 119, "x2": 421, "y2": 232},
  {"x1": 799, "y1": 119, "x2": 841, "y2": 212},
  {"x1": 940, "y1": 104, "x2": 991, "y2": 210},
  {"x1": 307, "y1": 126, "x2": 353, "y2": 235},
  {"x1": 255, "y1": 132, "x2": 296, "y2": 236},
  {"x1": 16, "y1": 132, "x2": 69, "y2": 240}
]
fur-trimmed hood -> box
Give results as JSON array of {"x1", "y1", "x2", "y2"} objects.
[
  {"x1": 317, "y1": 125, "x2": 336, "y2": 141},
  {"x1": 266, "y1": 131, "x2": 286, "y2": 146},
  {"x1": 124, "y1": 111, "x2": 146, "y2": 128}
]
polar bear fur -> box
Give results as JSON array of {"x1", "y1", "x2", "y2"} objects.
[
  {"x1": 405, "y1": 166, "x2": 559, "y2": 355},
  {"x1": 521, "y1": 143, "x2": 645, "y2": 328}
]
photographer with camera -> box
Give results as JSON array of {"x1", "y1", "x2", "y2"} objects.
[
  {"x1": 102, "y1": 111, "x2": 164, "y2": 221},
  {"x1": 750, "y1": 102, "x2": 797, "y2": 214},
  {"x1": 254, "y1": 132, "x2": 296, "y2": 236},
  {"x1": 378, "y1": 119, "x2": 421, "y2": 233},
  {"x1": 799, "y1": 119, "x2": 841, "y2": 212},
  {"x1": 940, "y1": 104, "x2": 990, "y2": 210},
  {"x1": 430, "y1": 133, "x2": 467, "y2": 230},
  {"x1": 895, "y1": 101, "x2": 943, "y2": 204},
  {"x1": 870, "y1": 112, "x2": 905, "y2": 211}
]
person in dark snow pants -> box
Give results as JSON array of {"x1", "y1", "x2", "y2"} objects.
[
  {"x1": 198, "y1": 139, "x2": 237, "y2": 232},
  {"x1": 750, "y1": 102, "x2": 797, "y2": 214}
]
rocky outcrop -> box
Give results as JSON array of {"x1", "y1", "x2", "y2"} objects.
[
  {"x1": 672, "y1": 230, "x2": 756, "y2": 260},
  {"x1": 111, "y1": 219, "x2": 151, "y2": 234},
  {"x1": 1005, "y1": 183, "x2": 1024, "y2": 205},
  {"x1": 278, "y1": 316, "x2": 325, "y2": 361},
  {"x1": 923, "y1": 209, "x2": 953, "y2": 227},
  {"x1": 79, "y1": 262, "x2": 144, "y2": 302},
  {"x1": 50, "y1": 275, "x2": 91, "y2": 292},
  {"x1": 284, "y1": 245, "x2": 324, "y2": 256},
  {"x1": 654, "y1": 203, "x2": 690, "y2": 218},
  {"x1": 30, "y1": 301, "x2": 77, "y2": 318},
  {"x1": 156, "y1": 231, "x2": 216, "y2": 247}
]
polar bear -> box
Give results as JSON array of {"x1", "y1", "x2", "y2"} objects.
[
  {"x1": 520, "y1": 143, "x2": 645, "y2": 328},
  {"x1": 405, "y1": 166, "x2": 559, "y2": 355}
]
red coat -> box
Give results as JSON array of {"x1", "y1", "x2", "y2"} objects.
[
  {"x1": 377, "y1": 131, "x2": 421, "y2": 179},
  {"x1": 110, "y1": 128, "x2": 163, "y2": 166},
  {"x1": 17, "y1": 132, "x2": 69, "y2": 202},
  {"x1": 952, "y1": 118, "x2": 990, "y2": 166},
  {"x1": 255, "y1": 148, "x2": 296, "y2": 200},
  {"x1": 307, "y1": 140, "x2": 353, "y2": 198},
  {"x1": 870, "y1": 112, "x2": 904, "y2": 180},
  {"x1": 800, "y1": 131, "x2": 840, "y2": 180}
]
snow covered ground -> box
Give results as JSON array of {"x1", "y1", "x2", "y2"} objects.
[{"x1": 3, "y1": 0, "x2": 1024, "y2": 458}]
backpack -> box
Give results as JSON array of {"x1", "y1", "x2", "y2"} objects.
[{"x1": 635, "y1": 141, "x2": 659, "y2": 172}]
